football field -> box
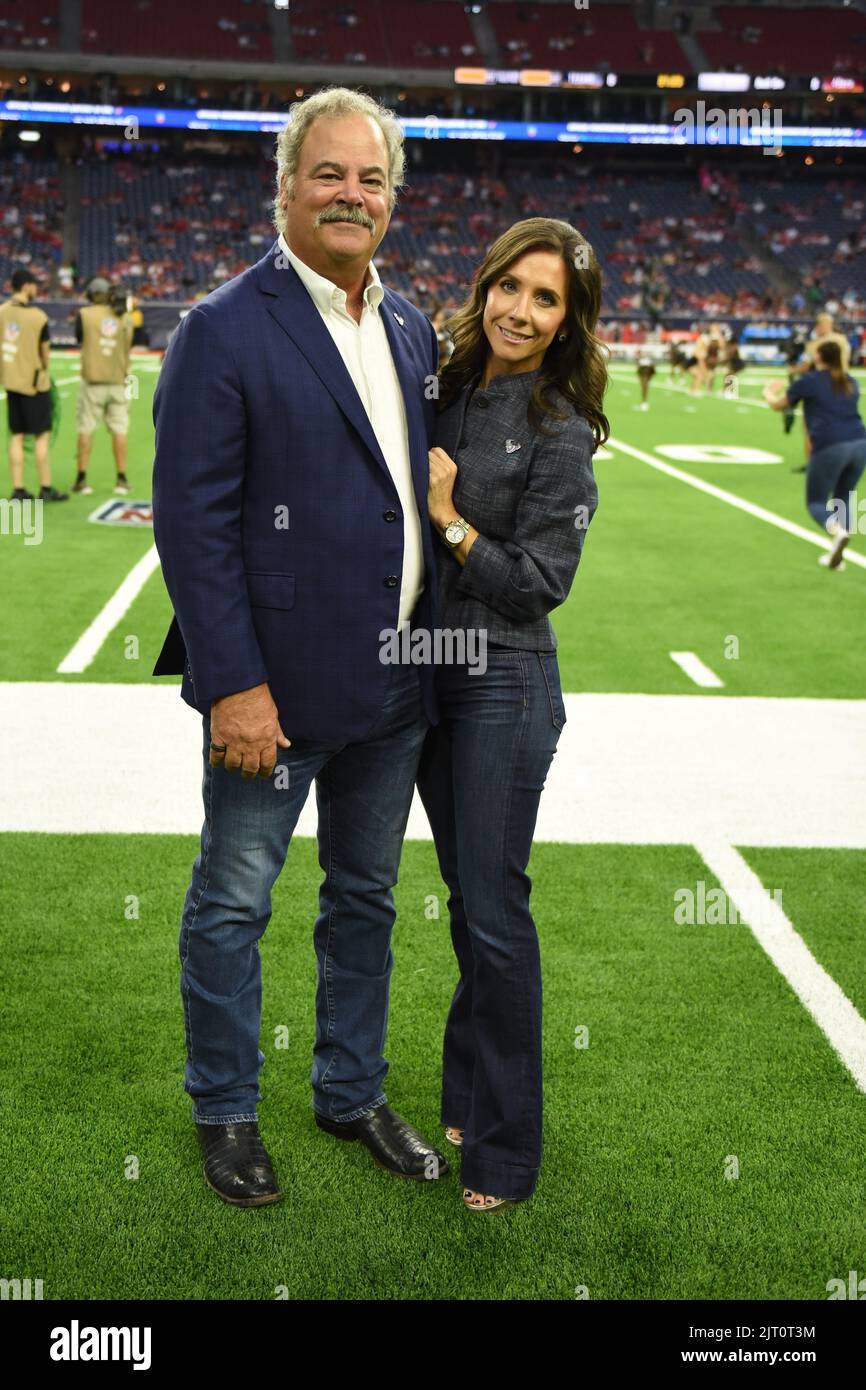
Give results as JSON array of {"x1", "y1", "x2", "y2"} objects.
[{"x1": 1, "y1": 353, "x2": 865, "y2": 1300}]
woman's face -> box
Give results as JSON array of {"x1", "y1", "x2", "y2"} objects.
[{"x1": 482, "y1": 250, "x2": 569, "y2": 373}]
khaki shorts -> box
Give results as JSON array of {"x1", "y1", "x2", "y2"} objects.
[{"x1": 77, "y1": 382, "x2": 129, "y2": 436}]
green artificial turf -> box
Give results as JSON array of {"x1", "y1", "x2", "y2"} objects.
[
  {"x1": 2, "y1": 832, "x2": 864, "y2": 1301},
  {"x1": 2, "y1": 358, "x2": 864, "y2": 696},
  {"x1": 3, "y1": 354, "x2": 865, "y2": 1302}
]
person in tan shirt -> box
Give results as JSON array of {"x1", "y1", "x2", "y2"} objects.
[
  {"x1": 1, "y1": 267, "x2": 68, "y2": 501},
  {"x1": 71, "y1": 277, "x2": 135, "y2": 496},
  {"x1": 804, "y1": 311, "x2": 851, "y2": 373}
]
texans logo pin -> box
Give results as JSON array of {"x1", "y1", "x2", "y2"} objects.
[
  {"x1": 505, "y1": 439, "x2": 522, "y2": 453},
  {"x1": 393, "y1": 312, "x2": 405, "y2": 326}
]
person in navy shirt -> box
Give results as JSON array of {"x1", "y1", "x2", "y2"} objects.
[{"x1": 765, "y1": 340, "x2": 866, "y2": 569}]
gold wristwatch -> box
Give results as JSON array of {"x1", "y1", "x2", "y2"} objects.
[{"x1": 442, "y1": 516, "x2": 470, "y2": 549}]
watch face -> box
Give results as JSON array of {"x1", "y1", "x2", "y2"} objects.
[{"x1": 445, "y1": 521, "x2": 465, "y2": 544}]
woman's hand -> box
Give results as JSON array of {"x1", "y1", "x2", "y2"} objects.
[
  {"x1": 763, "y1": 380, "x2": 788, "y2": 409},
  {"x1": 428, "y1": 447, "x2": 458, "y2": 526}
]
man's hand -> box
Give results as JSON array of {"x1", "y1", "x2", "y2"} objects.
[{"x1": 209, "y1": 682, "x2": 291, "y2": 779}]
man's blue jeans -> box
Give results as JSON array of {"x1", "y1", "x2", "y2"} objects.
[{"x1": 181, "y1": 661, "x2": 429, "y2": 1125}]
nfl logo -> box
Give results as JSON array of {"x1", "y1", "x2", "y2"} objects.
[{"x1": 88, "y1": 499, "x2": 153, "y2": 526}]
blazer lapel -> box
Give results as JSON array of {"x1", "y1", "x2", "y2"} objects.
[
  {"x1": 256, "y1": 241, "x2": 412, "y2": 494},
  {"x1": 380, "y1": 286, "x2": 430, "y2": 525}
]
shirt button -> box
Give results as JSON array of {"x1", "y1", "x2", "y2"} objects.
[
  {"x1": 384, "y1": 575, "x2": 399, "y2": 587},
  {"x1": 382, "y1": 509, "x2": 397, "y2": 522}
]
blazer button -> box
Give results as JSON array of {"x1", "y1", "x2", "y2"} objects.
[
  {"x1": 476, "y1": 397, "x2": 490, "y2": 409},
  {"x1": 384, "y1": 575, "x2": 399, "y2": 587},
  {"x1": 382, "y1": 509, "x2": 397, "y2": 522}
]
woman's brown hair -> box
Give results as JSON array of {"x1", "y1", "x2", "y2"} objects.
[
  {"x1": 435, "y1": 217, "x2": 610, "y2": 449},
  {"x1": 816, "y1": 340, "x2": 853, "y2": 396}
]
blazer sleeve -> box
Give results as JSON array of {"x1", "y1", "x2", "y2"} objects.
[
  {"x1": 152, "y1": 305, "x2": 269, "y2": 705},
  {"x1": 453, "y1": 413, "x2": 598, "y2": 623}
]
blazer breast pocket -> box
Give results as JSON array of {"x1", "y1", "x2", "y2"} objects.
[{"x1": 244, "y1": 571, "x2": 296, "y2": 610}]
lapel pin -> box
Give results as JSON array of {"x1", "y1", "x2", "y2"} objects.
[
  {"x1": 393, "y1": 312, "x2": 405, "y2": 326},
  {"x1": 505, "y1": 439, "x2": 522, "y2": 453}
]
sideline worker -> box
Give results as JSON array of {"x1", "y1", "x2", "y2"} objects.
[
  {"x1": 0, "y1": 266, "x2": 68, "y2": 502},
  {"x1": 72, "y1": 276, "x2": 134, "y2": 496}
]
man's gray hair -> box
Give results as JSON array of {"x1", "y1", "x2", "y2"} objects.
[{"x1": 272, "y1": 86, "x2": 406, "y2": 235}]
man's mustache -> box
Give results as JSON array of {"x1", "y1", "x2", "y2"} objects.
[{"x1": 317, "y1": 208, "x2": 376, "y2": 233}]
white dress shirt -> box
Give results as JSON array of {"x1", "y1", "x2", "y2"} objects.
[{"x1": 277, "y1": 232, "x2": 425, "y2": 633}]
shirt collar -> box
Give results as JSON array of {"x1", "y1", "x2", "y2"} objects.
[
  {"x1": 277, "y1": 231, "x2": 384, "y2": 315},
  {"x1": 471, "y1": 364, "x2": 544, "y2": 396}
]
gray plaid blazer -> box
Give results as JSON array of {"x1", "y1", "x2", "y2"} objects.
[{"x1": 431, "y1": 364, "x2": 598, "y2": 651}]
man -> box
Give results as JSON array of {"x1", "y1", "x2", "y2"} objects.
[
  {"x1": 152, "y1": 87, "x2": 446, "y2": 1207},
  {"x1": 71, "y1": 277, "x2": 134, "y2": 496},
  {"x1": 1, "y1": 267, "x2": 68, "y2": 501}
]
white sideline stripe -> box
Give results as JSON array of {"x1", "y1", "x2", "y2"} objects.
[
  {"x1": 696, "y1": 840, "x2": 866, "y2": 1094},
  {"x1": 608, "y1": 434, "x2": 866, "y2": 570},
  {"x1": 56, "y1": 545, "x2": 161, "y2": 673},
  {"x1": 670, "y1": 650, "x2": 724, "y2": 687},
  {"x1": 2, "y1": 686, "x2": 866, "y2": 848}
]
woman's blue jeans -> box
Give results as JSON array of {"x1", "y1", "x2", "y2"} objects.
[
  {"x1": 415, "y1": 644, "x2": 566, "y2": 1200},
  {"x1": 180, "y1": 661, "x2": 429, "y2": 1126},
  {"x1": 806, "y1": 437, "x2": 866, "y2": 531}
]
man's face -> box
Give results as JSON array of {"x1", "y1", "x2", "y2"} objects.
[{"x1": 281, "y1": 114, "x2": 391, "y2": 276}]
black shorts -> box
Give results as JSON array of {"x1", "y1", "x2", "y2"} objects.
[
  {"x1": 637, "y1": 363, "x2": 655, "y2": 379},
  {"x1": 7, "y1": 389, "x2": 51, "y2": 436}
]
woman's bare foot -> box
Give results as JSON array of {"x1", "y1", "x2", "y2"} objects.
[{"x1": 463, "y1": 1187, "x2": 512, "y2": 1210}]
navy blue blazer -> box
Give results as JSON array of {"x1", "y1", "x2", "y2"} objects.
[{"x1": 151, "y1": 239, "x2": 442, "y2": 741}]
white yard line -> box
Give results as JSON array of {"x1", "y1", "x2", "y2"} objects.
[
  {"x1": 607, "y1": 434, "x2": 866, "y2": 569},
  {"x1": 696, "y1": 839, "x2": 866, "y2": 1094},
  {"x1": 670, "y1": 651, "x2": 724, "y2": 687},
  {"x1": 608, "y1": 369, "x2": 770, "y2": 409},
  {"x1": 56, "y1": 546, "x2": 161, "y2": 673}
]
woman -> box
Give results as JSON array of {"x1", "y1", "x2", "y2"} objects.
[
  {"x1": 764, "y1": 340, "x2": 866, "y2": 569},
  {"x1": 417, "y1": 218, "x2": 608, "y2": 1212}
]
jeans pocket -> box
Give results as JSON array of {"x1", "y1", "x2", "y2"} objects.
[{"x1": 537, "y1": 652, "x2": 567, "y2": 731}]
